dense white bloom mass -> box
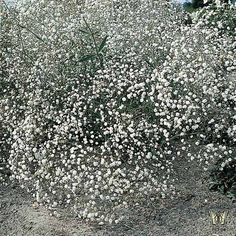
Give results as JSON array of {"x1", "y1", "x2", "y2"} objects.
[{"x1": 1, "y1": 0, "x2": 235, "y2": 224}]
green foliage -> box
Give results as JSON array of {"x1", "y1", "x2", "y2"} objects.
[
  {"x1": 196, "y1": 5, "x2": 236, "y2": 36},
  {"x1": 79, "y1": 18, "x2": 108, "y2": 74},
  {"x1": 192, "y1": 0, "x2": 204, "y2": 8},
  {"x1": 209, "y1": 157, "x2": 236, "y2": 201},
  {"x1": 183, "y1": 2, "x2": 197, "y2": 13},
  {"x1": 98, "y1": 35, "x2": 108, "y2": 52}
]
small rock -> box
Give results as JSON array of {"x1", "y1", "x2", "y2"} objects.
[{"x1": 32, "y1": 202, "x2": 39, "y2": 209}]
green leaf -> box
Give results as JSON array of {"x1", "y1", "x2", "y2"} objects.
[
  {"x1": 219, "y1": 185, "x2": 225, "y2": 194},
  {"x1": 144, "y1": 58, "x2": 154, "y2": 68},
  {"x1": 209, "y1": 182, "x2": 219, "y2": 191},
  {"x1": 98, "y1": 35, "x2": 108, "y2": 52},
  {"x1": 79, "y1": 29, "x2": 89, "y2": 34},
  {"x1": 226, "y1": 191, "x2": 236, "y2": 200},
  {"x1": 79, "y1": 54, "x2": 96, "y2": 62},
  {"x1": 230, "y1": 182, "x2": 236, "y2": 194}
]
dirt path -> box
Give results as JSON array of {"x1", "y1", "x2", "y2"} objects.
[{"x1": 1, "y1": 159, "x2": 236, "y2": 236}]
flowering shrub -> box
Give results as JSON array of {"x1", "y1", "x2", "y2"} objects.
[
  {"x1": 192, "y1": 3, "x2": 236, "y2": 36},
  {"x1": 1, "y1": 0, "x2": 236, "y2": 224},
  {"x1": 0, "y1": 7, "x2": 13, "y2": 181}
]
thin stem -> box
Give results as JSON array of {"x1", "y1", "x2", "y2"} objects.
[
  {"x1": 2, "y1": 0, "x2": 46, "y2": 43},
  {"x1": 83, "y1": 17, "x2": 104, "y2": 69}
]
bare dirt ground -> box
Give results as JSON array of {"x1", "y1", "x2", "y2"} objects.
[{"x1": 1, "y1": 158, "x2": 236, "y2": 236}]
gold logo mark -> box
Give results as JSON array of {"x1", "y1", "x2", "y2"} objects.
[{"x1": 209, "y1": 211, "x2": 227, "y2": 225}]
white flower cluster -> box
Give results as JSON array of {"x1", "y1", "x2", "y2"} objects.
[
  {"x1": 192, "y1": 3, "x2": 236, "y2": 37},
  {"x1": 1, "y1": 0, "x2": 235, "y2": 224}
]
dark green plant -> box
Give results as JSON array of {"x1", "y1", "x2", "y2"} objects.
[
  {"x1": 78, "y1": 18, "x2": 108, "y2": 75},
  {"x1": 183, "y1": 2, "x2": 196, "y2": 13},
  {"x1": 192, "y1": 0, "x2": 204, "y2": 8},
  {"x1": 209, "y1": 157, "x2": 236, "y2": 201}
]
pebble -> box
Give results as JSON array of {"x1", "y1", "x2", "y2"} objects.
[{"x1": 32, "y1": 202, "x2": 39, "y2": 209}]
